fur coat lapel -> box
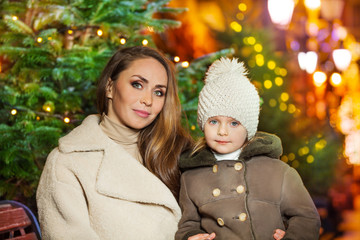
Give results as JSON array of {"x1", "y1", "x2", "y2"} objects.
[{"x1": 59, "y1": 114, "x2": 180, "y2": 219}]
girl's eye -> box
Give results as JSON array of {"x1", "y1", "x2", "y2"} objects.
[
  {"x1": 230, "y1": 121, "x2": 240, "y2": 127},
  {"x1": 154, "y1": 90, "x2": 165, "y2": 97},
  {"x1": 131, "y1": 82, "x2": 142, "y2": 89},
  {"x1": 209, "y1": 120, "x2": 218, "y2": 125}
]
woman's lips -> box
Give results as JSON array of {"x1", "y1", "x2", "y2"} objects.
[{"x1": 134, "y1": 109, "x2": 150, "y2": 118}]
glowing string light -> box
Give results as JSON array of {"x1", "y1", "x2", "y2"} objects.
[{"x1": 11, "y1": 109, "x2": 17, "y2": 115}]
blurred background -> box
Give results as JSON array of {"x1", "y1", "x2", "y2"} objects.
[{"x1": 1, "y1": 0, "x2": 360, "y2": 239}]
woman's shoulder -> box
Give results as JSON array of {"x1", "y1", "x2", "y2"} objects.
[{"x1": 58, "y1": 114, "x2": 112, "y2": 154}]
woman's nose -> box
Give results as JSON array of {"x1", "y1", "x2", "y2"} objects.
[{"x1": 140, "y1": 92, "x2": 152, "y2": 106}]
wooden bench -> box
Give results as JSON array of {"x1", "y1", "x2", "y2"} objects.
[{"x1": 0, "y1": 203, "x2": 38, "y2": 240}]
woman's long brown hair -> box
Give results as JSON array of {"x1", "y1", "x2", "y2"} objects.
[{"x1": 96, "y1": 46, "x2": 193, "y2": 200}]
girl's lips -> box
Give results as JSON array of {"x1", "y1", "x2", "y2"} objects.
[
  {"x1": 216, "y1": 140, "x2": 230, "y2": 144},
  {"x1": 134, "y1": 109, "x2": 150, "y2": 118}
]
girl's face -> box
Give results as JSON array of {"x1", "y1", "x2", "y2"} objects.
[
  {"x1": 106, "y1": 57, "x2": 168, "y2": 129},
  {"x1": 204, "y1": 116, "x2": 247, "y2": 154}
]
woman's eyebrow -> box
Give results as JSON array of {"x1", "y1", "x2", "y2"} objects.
[{"x1": 132, "y1": 75, "x2": 167, "y2": 89}]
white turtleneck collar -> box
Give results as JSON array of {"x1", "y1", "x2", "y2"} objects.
[
  {"x1": 99, "y1": 114, "x2": 143, "y2": 164},
  {"x1": 212, "y1": 148, "x2": 242, "y2": 161}
]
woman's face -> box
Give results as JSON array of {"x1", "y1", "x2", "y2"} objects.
[{"x1": 106, "y1": 57, "x2": 168, "y2": 129}]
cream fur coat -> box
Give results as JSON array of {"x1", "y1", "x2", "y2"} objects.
[{"x1": 36, "y1": 115, "x2": 181, "y2": 240}]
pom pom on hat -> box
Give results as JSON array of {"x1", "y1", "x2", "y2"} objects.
[{"x1": 197, "y1": 57, "x2": 260, "y2": 140}]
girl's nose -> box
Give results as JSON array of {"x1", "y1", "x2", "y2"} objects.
[{"x1": 217, "y1": 124, "x2": 228, "y2": 136}]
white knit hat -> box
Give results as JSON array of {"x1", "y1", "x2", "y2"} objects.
[{"x1": 197, "y1": 57, "x2": 260, "y2": 140}]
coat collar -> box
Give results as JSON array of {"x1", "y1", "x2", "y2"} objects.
[
  {"x1": 179, "y1": 131, "x2": 283, "y2": 171},
  {"x1": 58, "y1": 115, "x2": 181, "y2": 220}
]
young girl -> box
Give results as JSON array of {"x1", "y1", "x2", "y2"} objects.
[{"x1": 175, "y1": 58, "x2": 320, "y2": 240}]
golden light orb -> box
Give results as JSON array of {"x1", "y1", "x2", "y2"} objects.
[
  {"x1": 280, "y1": 92, "x2": 289, "y2": 102},
  {"x1": 313, "y1": 71, "x2": 327, "y2": 87},
  {"x1": 120, "y1": 38, "x2": 126, "y2": 45},
  {"x1": 11, "y1": 109, "x2": 17, "y2": 115},
  {"x1": 264, "y1": 80, "x2": 272, "y2": 89},
  {"x1": 64, "y1": 117, "x2": 70, "y2": 124},
  {"x1": 181, "y1": 61, "x2": 189, "y2": 68},
  {"x1": 142, "y1": 39, "x2": 149, "y2": 46},
  {"x1": 330, "y1": 72, "x2": 342, "y2": 87},
  {"x1": 97, "y1": 29, "x2": 103, "y2": 36}
]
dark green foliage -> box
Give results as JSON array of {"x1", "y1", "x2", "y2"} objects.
[{"x1": 0, "y1": 0, "x2": 184, "y2": 204}]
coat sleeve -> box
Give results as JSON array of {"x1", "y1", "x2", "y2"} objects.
[
  {"x1": 280, "y1": 167, "x2": 321, "y2": 240},
  {"x1": 36, "y1": 149, "x2": 100, "y2": 240},
  {"x1": 175, "y1": 173, "x2": 206, "y2": 240}
]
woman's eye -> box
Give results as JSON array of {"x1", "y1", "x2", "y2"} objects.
[
  {"x1": 154, "y1": 90, "x2": 164, "y2": 97},
  {"x1": 132, "y1": 82, "x2": 142, "y2": 89},
  {"x1": 209, "y1": 120, "x2": 218, "y2": 125},
  {"x1": 231, "y1": 121, "x2": 239, "y2": 127}
]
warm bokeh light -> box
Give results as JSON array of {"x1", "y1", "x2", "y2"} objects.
[
  {"x1": 97, "y1": 29, "x2": 103, "y2": 36},
  {"x1": 279, "y1": 68, "x2": 287, "y2": 76},
  {"x1": 68, "y1": 29, "x2": 73, "y2": 35},
  {"x1": 288, "y1": 104, "x2": 296, "y2": 114},
  {"x1": 330, "y1": 72, "x2": 342, "y2": 86},
  {"x1": 275, "y1": 77, "x2": 283, "y2": 86},
  {"x1": 256, "y1": 54, "x2": 264, "y2": 66},
  {"x1": 298, "y1": 51, "x2": 318, "y2": 74},
  {"x1": 11, "y1": 109, "x2": 17, "y2": 115},
  {"x1": 345, "y1": 131, "x2": 360, "y2": 165},
  {"x1": 267, "y1": 60, "x2": 276, "y2": 70},
  {"x1": 64, "y1": 117, "x2": 70, "y2": 124},
  {"x1": 120, "y1": 38, "x2": 126, "y2": 44},
  {"x1": 264, "y1": 80, "x2": 272, "y2": 89},
  {"x1": 281, "y1": 92, "x2": 289, "y2": 102},
  {"x1": 12, "y1": 16, "x2": 18, "y2": 21},
  {"x1": 230, "y1": 21, "x2": 242, "y2": 32},
  {"x1": 142, "y1": 39, "x2": 149, "y2": 46},
  {"x1": 254, "y1": 43, "x2": 263, "y2": 52},
  {"x1": 306, "y1": 155, "x2": 315, "y2": 163},
  {"x1": 181, "y1": 61, "x2": 189, "y2": 68},
  {"x1": 236, "y1": 13, "x2": 244, "y2": 21},
  {"x1": 315, "y1": 139, "x2": 327, "y2": 151},
  {"x1": 37, "y1": 37, "x2": 43, "y2": 43},
  {"x1": 332, "y1": 49, "x2": 352, "y2": 71},
  {"x1": 174, "y1": 56, "x2": 180, "y2": 62},
  {"x1": 279, "y1": 102, "x2": 287, "y2": 111},
  {"x1": 247, "y1": 36, "x2": 256, "y2": 45},
  {"x1": 269, "y1": 99, "x2": 277, "y2": 107},
  {"x1": 313, "y1": 71, "x2": 327, "y2": 87},
  {"x1": 267, "y1": 0, "x2": 295, "y2": 29},
  {"x1": 288, "y1": 153, "x2": 295, "y2": 161},
  {"x1": 281, "y1": 155, "x2": 289, "y2": 163},
  {"x1": 238, "y1": 3, "x2": 247, "y2": 12},
  {"x1": 304, "y1": 0, "x2": 321, "y2": 10}
]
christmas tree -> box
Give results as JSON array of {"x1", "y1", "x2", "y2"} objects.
[{"x1": 1, "y1": 0, "x2": 225, "y2": 209}]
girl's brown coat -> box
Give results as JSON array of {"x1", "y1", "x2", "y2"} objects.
[{"x1": 176, "y1": 132, "x2": 320, "y2": 240}]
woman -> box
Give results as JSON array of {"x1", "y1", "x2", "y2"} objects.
[{"x1": 36, "y1": 46, "x2": 193, "y2": 239}]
